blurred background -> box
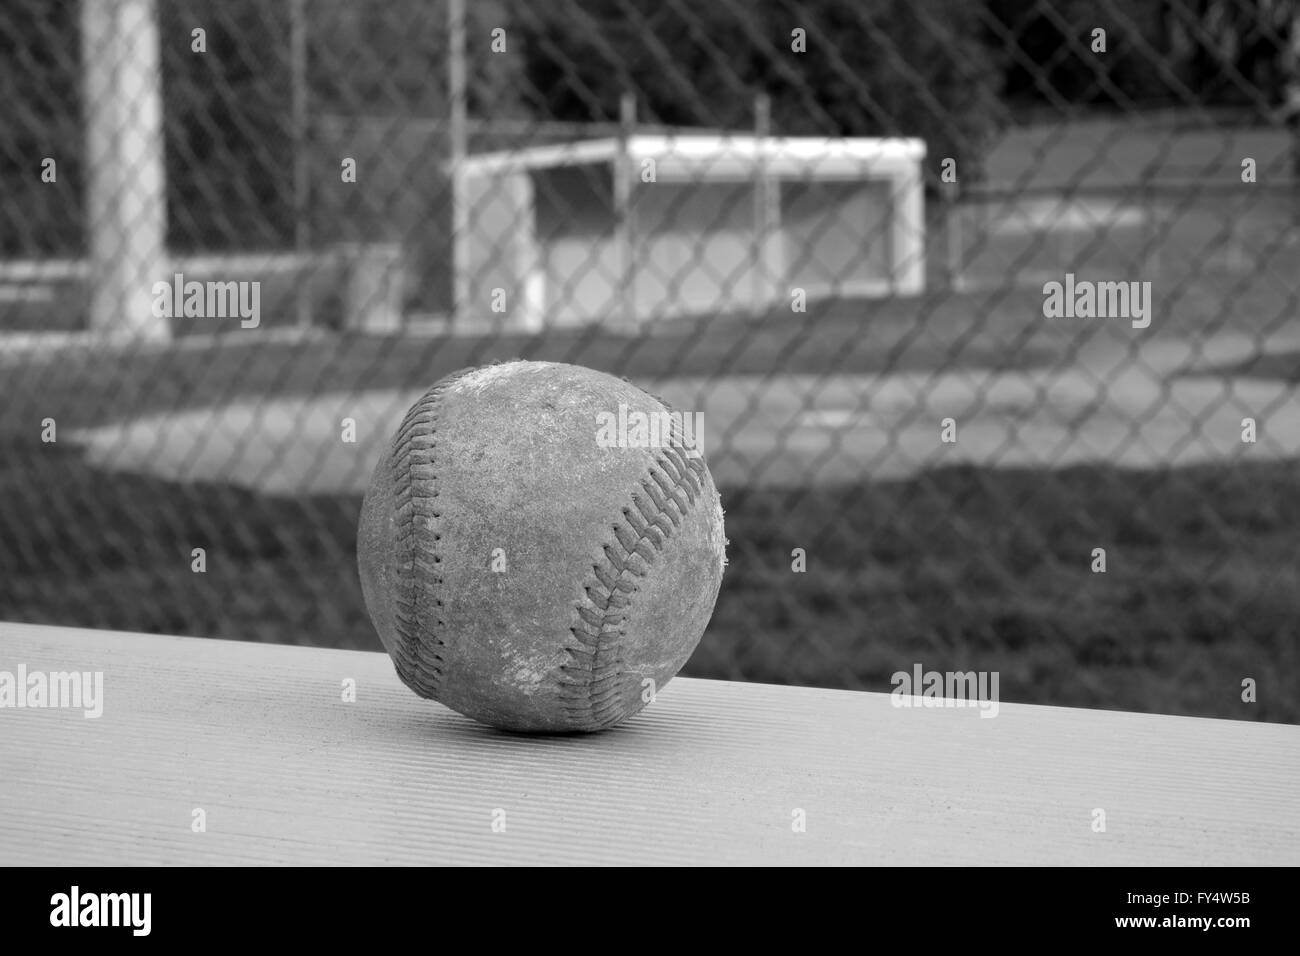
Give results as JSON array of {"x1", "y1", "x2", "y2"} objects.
[{"x1": 1, "y1": 0, "x2": 1297, "y2": 722}]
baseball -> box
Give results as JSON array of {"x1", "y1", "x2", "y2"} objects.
[{"x1": 357, "y1": 360, "x2": 727, "y2": 733}]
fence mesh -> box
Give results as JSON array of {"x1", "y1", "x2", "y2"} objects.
[{"x1": 2, "y1": 0, "x2": 1298, "y2": 722}]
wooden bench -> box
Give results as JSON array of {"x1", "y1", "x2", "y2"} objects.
[{"x1": 1, "y1": 622, "x2": 1296, "y2": 865}]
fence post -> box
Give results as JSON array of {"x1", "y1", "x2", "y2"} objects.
[
  {"x1": 753, "y1": 93, "x2": 777, "y2": 316},
  {"x1": 81, "y1": 0, "x2": 169, "y2": 341},
  {"x1": 290, "y1": 0, "x2": 310, "y2": 328},
  {"x1": 448, "y1": 0, "x2": 468, "y2": 331},
  {"x1": 615, "y1": 92, "x2": 637, "y2": 330}
]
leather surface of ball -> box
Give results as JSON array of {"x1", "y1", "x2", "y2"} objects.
[{"x1": 357, "y1": 360, "x2": 727, "y2": 733}]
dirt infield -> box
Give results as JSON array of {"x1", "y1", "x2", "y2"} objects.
[{"x1": 65, "y1": 325, "x2": 1300, "y2": 494}]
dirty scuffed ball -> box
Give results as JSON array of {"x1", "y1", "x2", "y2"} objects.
[{"x1": 357, "y1": 361, "x2": 727, "y2": 733}]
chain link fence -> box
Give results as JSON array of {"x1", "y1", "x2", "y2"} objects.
[{"x1": 2, "y1": 0, "x2": 1298, "y2": 722}]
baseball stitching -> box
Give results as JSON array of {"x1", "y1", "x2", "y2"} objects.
[
  {"x1": 559, "y1": 419, "x2": 709, "y2": 730},
  {"x1": 388, "y1": 370, "x2": 472, "y2": 699}
]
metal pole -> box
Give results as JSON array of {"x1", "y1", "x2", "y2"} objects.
[
  {"x1": 753, "y1": 93, "x2": 774, "y2": 315},
  {"x1": 449, "y1": 0, "x2": 468, "y2": 331},
  {"x1": 1289, "y1": 12, "x2": 1300, "y2": 232},
  {"x1": 616, "y1": 91, "x2": 636, "y2": 329},
  {"x1": 290, "y1": 0, "x2": 309, "y2": 327},
  {"x1": 81, "y1": 0, "x2": 168, "y2": 340}
]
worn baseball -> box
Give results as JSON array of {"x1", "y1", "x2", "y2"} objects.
[{"x1": 357, "y1": 360, "x2": 727, "y2": 733}]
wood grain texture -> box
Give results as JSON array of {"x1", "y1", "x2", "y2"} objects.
[{"x1": 0, "y1": 622, "x2": 1296, "y2": 866}]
